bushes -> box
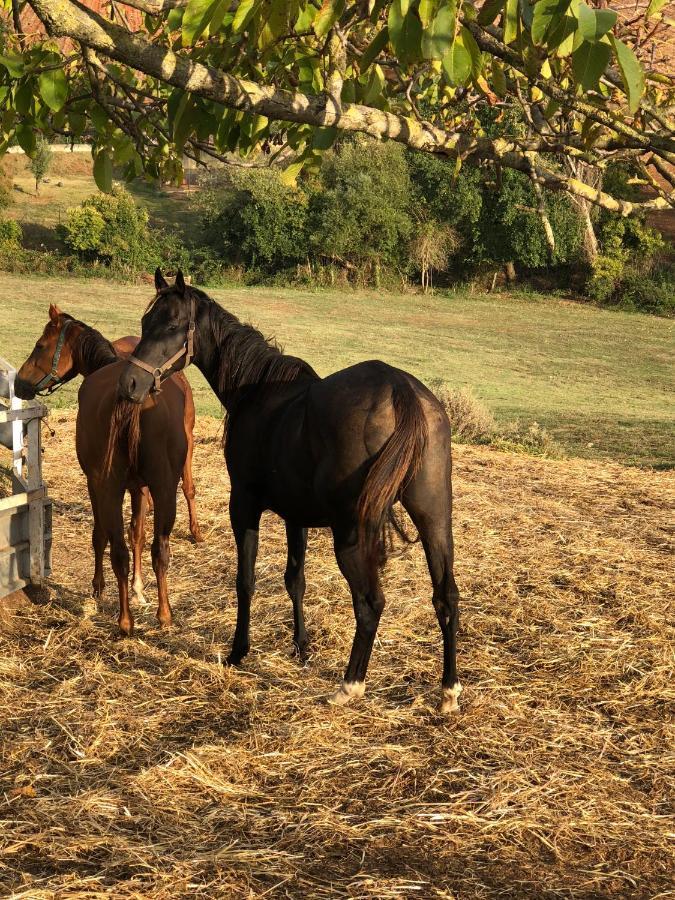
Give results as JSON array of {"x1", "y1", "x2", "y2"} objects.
[
  {"x1": 308, "y1": 140, "x2": 414, "y2": 277},
  {"x1": 429, "y1": 380, "x2": 560, "y2": 457},
  {"x1": 200, "y1": 168, "x2": 308, "y2": 272},
  {"x1": 0, "y1": 218, "x2": 22, "y2": 246},
  {"x1": 60, "y1": 188, "x2": 152, "y2": 272}
]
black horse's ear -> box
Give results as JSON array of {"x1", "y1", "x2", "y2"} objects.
[
  {"x1": 175, "y1": 269, "x2": 186, "y2": 296},
  {"x1": 155, "y1": 267, "x2": 168, "y2": 291}
]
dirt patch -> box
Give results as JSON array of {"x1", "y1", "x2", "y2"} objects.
[{"x1": 0, "y1": 410, "x2": 673, "y2": 897}]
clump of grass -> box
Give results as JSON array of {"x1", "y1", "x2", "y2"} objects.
[
  {"x1": 427, "y1": 381, "x2": 496, "y2": 445},
  {"x1": 494, "y1": 420, "x2": 561, "y2": 458},
  {"x1": 428, "y1": 380, "x2": 562, "y2": 458}
]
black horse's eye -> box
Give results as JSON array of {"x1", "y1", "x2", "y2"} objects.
[{"x1": 167, "y1": 324, "x2": 179, "y2": 332}]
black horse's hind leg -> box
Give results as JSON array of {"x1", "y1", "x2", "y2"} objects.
[
  {"x1": 402, "y1": 462, "x2": 461, "y2": 714},
  {"x1": 285, "y1": 523, "x2": 308, "y2": 656},
  {"x1": 227, "y1": 488, "x2": 262, "y2": 665},
  {"x1": 329, "y1": 524, "x2": 385, "y2": 706}
]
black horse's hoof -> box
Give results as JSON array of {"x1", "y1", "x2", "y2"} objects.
[{"x1": 226, "y1": 650, "x2": 248, "y2": 667}]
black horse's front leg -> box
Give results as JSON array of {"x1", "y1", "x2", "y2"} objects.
[
  {"x1": 227, "y1": 488, "x2": 261, "y2": 665},
  {"x1": 285, "y1": 523, "x2": 308, "y2": 656}
]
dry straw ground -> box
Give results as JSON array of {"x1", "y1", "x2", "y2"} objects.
[{"x1": 1, "y1": 411, "x2": 673, "y2": 899}]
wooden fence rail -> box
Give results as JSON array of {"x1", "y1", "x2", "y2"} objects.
[{"x1": 0, "y1": 357, "x2": 52, "y2": 599}]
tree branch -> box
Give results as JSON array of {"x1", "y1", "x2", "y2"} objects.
[{"x1": 26, "y1": 0, "x2": 674, "y2": 214}]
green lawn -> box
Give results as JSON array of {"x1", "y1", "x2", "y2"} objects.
[{"x1": 2, "y1": 274, "x2": 673, "y2": 467}]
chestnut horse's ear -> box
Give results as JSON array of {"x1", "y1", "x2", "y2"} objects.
[
  {"x1": 155, "y1": 267, "x2": 169, "y2": 292},
  {"x1": 48, "y1": 304, "x2": 61, "y2": 324},
  {"x1": 175, "y1": 269, "x2": 186, "y2": 296}
]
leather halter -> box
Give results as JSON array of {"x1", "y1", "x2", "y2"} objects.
[
  {"x1": 34, "y1": 318, "x2": 75, "y2": 395},
  {"x1": 127, "y1": 296, "x2": 196, "y2": 393}
]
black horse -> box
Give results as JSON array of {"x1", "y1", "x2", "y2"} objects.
[{"x1": 118, "y1": 270, "x2": 462, "y2": 713}]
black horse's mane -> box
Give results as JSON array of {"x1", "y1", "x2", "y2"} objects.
[
  {"x1": 64, "y1": 315, "x2": 118, "y2": 372},
  {"x1": 195, "y1": 288, "x2": 318, "y2": 397}
]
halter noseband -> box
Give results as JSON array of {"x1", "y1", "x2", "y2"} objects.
[
  {"x1": 34, "y1": 318, "x2": 75, "y2": 395},
  {"x1": 127, "y1": 296, "x2": 196, "y2": 393}
]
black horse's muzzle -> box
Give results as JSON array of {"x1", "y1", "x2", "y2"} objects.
[{"x1": 14, "y1": 376, "x2": 37, "y2": 400}]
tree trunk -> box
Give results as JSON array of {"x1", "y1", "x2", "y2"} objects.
[{"x1": 505, "y1": 261, "x2": 517, "y2": 283}]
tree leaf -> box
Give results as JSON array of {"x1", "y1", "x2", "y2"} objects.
[
  {"x1": 610, "y1": 36, "x2": 645, "y2": 113},
  {"x1": 503, "y1": 0, "x2": 519, "y2": 45},
  {"x1": 314, "y1": 0, "x2": 345, "y2": 38},
  {"x1": 422, "y1": 1, "x2": 457, "y2": 60},
  {"x1": 361, "y1": 27, "x2": 389, "y2": 71},
  {"x1": 460, "y1": 26, "x2": 482, "y2": 78},
  {"x1": 16, "y1": 123, "x2": 36, "y2": 157},
  {"x1": 571, "y1": 39, "x2": 610, "y2": 90},
  {"x1": 15, "y1": 81, "x2": 33, "y2": 116},
  {"x1": 442, "y1": 33, "x2": 472, "y2": 85},
  {"x1": 38, "y1": 67, "x2": 67, "y2": 112},
  {"x1": 0, "y1": 53, "x2": 25, "y2": 78},
  {"x1": 418, "y1": 0, "x2": 438, "y2": 28},
  {"x1": 478, "y1": 0, "x2": 502, "y2": 25},
  {"x1": 577, "y1": 2, "x2": 616, "y2": 42},
  {"x1": 232, "y1": 0, "x2": 258, "y2": 31},
  {"x1": 646, "y1": 0, "x2": 667, "y2": 18},
  {"x1": 182, "y1": 0, "x2": 221, "y2": 45},
  {"x1": 388, "y1": 0, "x2": 422, "y2": 64},
  {"x1": 312, "y1": 125, "x2": 337, "y2": 149},
  {"x1": 93, "y1": 149, "x2": 113, "y2": 192},
  {"x1": 531, "y1": 0, "x2": 570, "y2": 46}
]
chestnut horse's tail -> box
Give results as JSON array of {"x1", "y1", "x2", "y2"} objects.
[
  {"x1": 103, "y1": 399, "x2": 142, "y2": 477},
  {"x1": 357, "y1": 377, "x2": 428, "y2": 578}
]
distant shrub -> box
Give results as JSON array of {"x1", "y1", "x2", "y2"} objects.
[
  {"x1": 0, "y1": 218, "x2": 22, "y2": 246},
  {"x1": 586, "y1": 250, "x2": 627, "y2": 303},
  {"x1": 493, "y1": 421, "x2": 560, "y2": 458},
  {"x1": 428, "y1": 381, "x2": 496, "y2": 444},
  {"x1": 0, "y1": 159, "x2": 14, "y2": 209},
  {"x1": 30, "y1": 136, "x2": 53, "y2": 194},
  {"x1": 60, "y1": 188, "x2": 153, "y2": 272},
  {"x1": 308, "y1": 139, "x2": 414, "y2": 279},
  {"x1": 409, "y1": 221, "x2": 459, "y2": 291},
  {"x1": 611, "y1": 267, "x2": 675, "y2": 317},
  {"x1": 200, "y1": 167, "x2": 308, "y2": 273}
]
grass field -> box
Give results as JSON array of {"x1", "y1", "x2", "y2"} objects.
[{"x1": 1, "y1": 273, "x2": 673, "y2": 467}]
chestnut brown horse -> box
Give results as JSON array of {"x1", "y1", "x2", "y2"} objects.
[
  {"x1": 119, "y1": 270, "x2": 461, "y2": 714},
  {"x1": 15, "y1": 306, "x2": 191, "y2": 635}
]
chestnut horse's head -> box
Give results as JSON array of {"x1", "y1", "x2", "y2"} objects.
[
  {"x1": 118, "y1": 268, "x2": 197, "y2": 404},
  {"x1": 15, "y1": 305, "x2": 79, "y2": 400}
]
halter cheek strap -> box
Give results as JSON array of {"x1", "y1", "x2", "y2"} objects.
[
  {"x1": 127, "y1": 296, "x2": 196, "y2": 393},
  {"x1": 35, "y1": 319, "x2": 74, "y2": 395}
]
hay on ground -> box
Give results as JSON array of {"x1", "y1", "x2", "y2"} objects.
[{"x1": 0, "y1": 410, "x2": 673, "y2": 898}]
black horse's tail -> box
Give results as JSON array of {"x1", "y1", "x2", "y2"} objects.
[
  {"x1": 357, "y1": 377, "x2": 428, "y2": 578},
  {"x1": 103, "y1": 399, "x2": 142, "y2": 477}
]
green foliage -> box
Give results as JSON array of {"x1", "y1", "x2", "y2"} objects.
[
  {"x1": 29, "y1": 135, "x2": 52, "y2": 193},
  {"x1": 308, "y1": 140, "x2": 414, "y2": 273},
  {"x1": 586, "y1": 251, "x2": 627, "y2": 302},
  {"x1": 479, "y1": 170, "x2": 582, "y2": 269},
  {"x1": 0, "y1": 217, "x2": 22, "y2": 246},
  {"x1": 0, "y1": 160, "x2": 13, "y2": 209},
  {"x1": 614, "y1": 268, "x2": 675, "y2": 317},
  {"x1": 200, "y1": 167, "x2": 309, "y2": 272},
  {"x1": 60, "y1": 188, "x2": 152, "y2": 271}
]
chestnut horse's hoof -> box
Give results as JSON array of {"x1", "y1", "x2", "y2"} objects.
[
  {"x1": 328, "y1": 681, "x2": 365, "y2": 707},
  {"x1": 190, "y1": 527, "x2": 205, "y2": 544},
  {"x1": 439, "y1": 682, "x2": 462, "y2": 715},
  {"x1": 118, "y1": 620, "x2": 134, "y2": 637}
]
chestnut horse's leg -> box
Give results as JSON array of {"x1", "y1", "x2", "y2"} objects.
[
  {"x1": 97, "y1": 483, "x2": 133, "y2": 636},
  {"x1": 88, "y1": 479, "x2": 107, "y2": 599},
  {"x1": 180, "y1": 380, "x2": 204, "y2": 543},
  {"x1": 328, "y1": 524, "x2": 385, "y2": 706},
  {"x1": 128, "y1": 487, "x2": 149, "y2": 604},
  {"x1": 227, "y1": 487, "x2": 262, "y2": 665},
  {"x1": 284, "y1": 523, "x2": 308, "y2": 656},
  {"x1": 148, "y1": 484, "x2": 177, "y2": 628}
]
